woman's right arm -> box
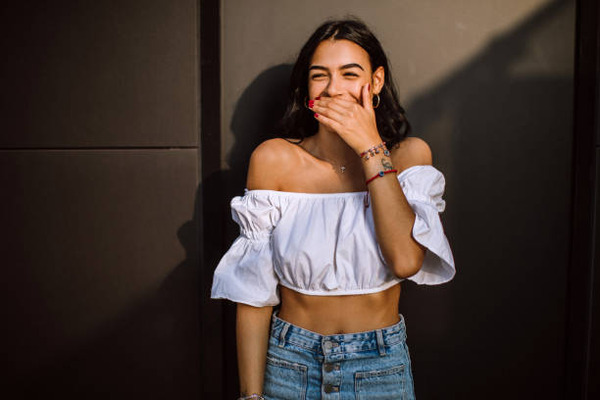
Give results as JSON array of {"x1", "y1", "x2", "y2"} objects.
[
  {"x1": 236, "y1": 140, "x2": 289, "y2": 396},
  {"x1": 236, "y1": 304, "x2": 273, "y2": 397}
]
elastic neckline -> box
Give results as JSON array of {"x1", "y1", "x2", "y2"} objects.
[{"x1": 244, "y1": 165, "x2": 435, "y2": 197}]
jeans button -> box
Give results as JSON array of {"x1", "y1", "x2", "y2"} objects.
[{"x1": 323, "y1": 341, "x2": 332, "y2": 350}]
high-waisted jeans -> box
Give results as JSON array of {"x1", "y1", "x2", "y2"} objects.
[{"x1": 263, "y1": 312, "x2": 416, "y2": 399}]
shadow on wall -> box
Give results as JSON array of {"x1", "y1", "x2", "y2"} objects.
[
  {"x1": 9, "y1": 205, "x2": 201, "y2": 399},
  {"x1": 226, "y1": 63, "x2": 294, "y2": 194},
  {"x1": 200, "y1": 64, "x2": 293, "y2": 398},
  {"x1": 399, "y1": 0, "x2": 574, "y2": 398}
]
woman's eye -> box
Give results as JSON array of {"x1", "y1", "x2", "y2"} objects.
[
  {"x1": 344, "y1": 72, "x2": 359, "y2": 77},
  {"x1": 310, "y1": 74, "x2": 326, "y2": 80}
]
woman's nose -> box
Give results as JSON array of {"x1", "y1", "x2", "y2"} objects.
[{"x1": 325, "y1": 76, "x2": 344, "y2": 97}]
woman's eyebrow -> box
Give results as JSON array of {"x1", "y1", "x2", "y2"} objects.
[
  {"x1": 340, "y1": 63, "x2": 364, "y2": 71},
  {"x1": 308, "y1": 63, "x2": 365, "y2": 72}
]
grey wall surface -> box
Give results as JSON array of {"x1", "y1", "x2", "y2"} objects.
[
  {"x1": 405, "y1": 1, "x2": 573, "y2": 397},
  {"x1": 1, "y1": 1, "x2": 201, "y2": 398},
  {"x1": 220, "y1": 0, "x2": 575, "y2": 398},
  {"x1": 1, "y1": 1, "x2": 198, "y2": 148}
]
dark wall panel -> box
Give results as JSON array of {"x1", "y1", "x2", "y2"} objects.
[
  {"x1": 0, "y1": 0, "x2": 198, "y2": 148},
  {"x1": 591, "y1": 147, "x2": 600, "y2": 398},
  {"x1": 0, "y1": 150, "x2": 200, "y2": 399}
]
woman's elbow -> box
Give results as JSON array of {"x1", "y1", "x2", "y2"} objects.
[{"x1": 389, "y1": 251, "x2": 425, "y2": 279}]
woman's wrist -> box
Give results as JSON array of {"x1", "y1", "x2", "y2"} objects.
[
  {"x1": 360, "y1": 146, "x2": 397, "y2": 186},
  {"x1": 353, "y1": 137, "x2": 384, "y2": 157},
  {"x1": 360, "y1": 141, "x2": 394, "y2": 170},
  {"x1": 238, "y1": 393, "x2": 265, "y2": 400},
  {"x1": 358, "y1": 141, "x2": 390, "y2": 160}
]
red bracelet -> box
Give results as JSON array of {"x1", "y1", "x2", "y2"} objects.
[{"x1": 365, "y1": 169, "x2": 398, "y2": 185}]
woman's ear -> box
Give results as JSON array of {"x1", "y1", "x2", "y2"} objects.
[{"x1": 372, "y1": 66, "x2": 385, "y2": 94}]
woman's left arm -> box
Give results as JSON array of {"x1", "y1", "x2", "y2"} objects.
[
  {"x1": 362, "y1": 138, "x2": 430, "y2": 278},
  {"x1": 311, "y1": 84, "x2": 429, "y2": 278}
]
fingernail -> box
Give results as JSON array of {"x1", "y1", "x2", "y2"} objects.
[
  {"x1": 316, "y1": 96, "x2": 321, "y2": 100},
  {"x1": 308, "y1": 100, "x2": 314, "y2": 108},
  {"x1": 368, "y1": 83, "x2": 371, "y2": 91},
  {"x1": 314, "y1": 113, "x2": 319, "y2": 118}
]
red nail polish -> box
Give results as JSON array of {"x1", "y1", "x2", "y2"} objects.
[
  {"x1": 316, "y1": 96, "x2": 321, "y2": 100},
  {"x1": 314, "y1": 113, "x2": 319, "y2": 118},
  {"x1": 368, "y1": 84, "x2": 371, "y2": 91},
  {"x1": 308, "y1": 100, "x2": 314, "y2": 108}
]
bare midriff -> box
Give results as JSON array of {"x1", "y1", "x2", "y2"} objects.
[{"x1": 277, "y1": 284, "x2": 401, "y2": 335}]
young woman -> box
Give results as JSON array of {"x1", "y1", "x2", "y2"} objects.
[{"x1": 211, "y1": 18, "x2": 455, "y2": 399}]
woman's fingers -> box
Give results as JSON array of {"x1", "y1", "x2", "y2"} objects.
[
  {"x1": 310, "y1": 97, "x2": 359, "y2": 122},
  {"x1": 310, "y1": 103, "x2": 343, "y2": 124},
  {"x1": 313, "y1": 111, "x2": 343, "y2": 133},
  {"x1": 312, "y1": 97, "x2": 353, "y2": 113},
  {"x1": 362, "y1": 83, "x2": 372, "y2": 112}
]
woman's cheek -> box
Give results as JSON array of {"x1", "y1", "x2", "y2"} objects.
[
  {"x1": 308, "y1": 82, "x2": 327, "y2": 99},
  {"x1": 349, "y1": 82, "x2": 365, "y2": 102}
]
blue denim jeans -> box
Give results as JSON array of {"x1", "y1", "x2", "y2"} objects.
[{"x1": 263, "y1": 312, "x2": 416, "y2": 399}]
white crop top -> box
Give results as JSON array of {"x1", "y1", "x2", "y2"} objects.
[{"x1": 211, "y1": 165, "x2": 455, "y2": 307}]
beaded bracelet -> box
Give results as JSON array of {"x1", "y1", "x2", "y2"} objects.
[
  {"x1": 359, "y1": 142, "x2": 390, "y2": 161},
  {"x1": 237, "y1": 394, "x2": 265, "y2": 400},
  {"x1": 365, "y1": 169, "x2": 398, "y2": 185}
]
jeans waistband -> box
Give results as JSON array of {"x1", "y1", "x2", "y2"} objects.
[{"x1": 270, "y1": 312, "x2": 406, "y2": 357}]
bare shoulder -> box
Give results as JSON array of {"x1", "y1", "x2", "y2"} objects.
[
  {"x1": 247, "y1": 138, "x2": 301, "y2": 190},
  {"x1": 391, "y1": 136, "x2": 432, "y2": 172}
]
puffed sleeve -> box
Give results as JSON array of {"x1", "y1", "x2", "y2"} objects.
[
  {"x1": 398, "y1": 165, "x2": 456, "y2": 285},
  {"x1": 210, "y1": 191, "x2": 282, "y2": 307}
]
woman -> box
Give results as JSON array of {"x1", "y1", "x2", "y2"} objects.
[{"x1": 212, "y1": 18, "x2": 455, "y2": 399}]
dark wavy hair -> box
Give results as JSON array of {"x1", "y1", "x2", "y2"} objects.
[{"x1": 278, "y1": 18, "x2": 411, "y2": 149}]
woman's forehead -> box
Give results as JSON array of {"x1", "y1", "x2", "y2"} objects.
[{"x1": 310, "y1": 39, "x2": 371, "y2": 71}]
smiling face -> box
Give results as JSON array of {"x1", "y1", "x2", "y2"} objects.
[{"x1": 308, "y1": 39, "x2": 384, "y2": 104}]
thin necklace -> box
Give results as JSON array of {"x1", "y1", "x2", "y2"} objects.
[
  {"x1": 317, "y1": 154, "x2": 348, "y2": 174},
  {"x1": 297, "y1": 142, "x2": 351, "y2": 174}
]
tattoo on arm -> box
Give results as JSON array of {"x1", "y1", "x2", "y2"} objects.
[{"x1": 381, "y1": 157, "x2": 394, "y2": 171}]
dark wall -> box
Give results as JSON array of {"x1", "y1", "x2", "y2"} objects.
[
  {"x1": 567, "y1": 0, "x2": 600, "y2": 397},
  {"x1": 0, "y1": 1, "x2": 201, "y2": 398},
  {"x1": 0, "y1": 0, "x2": 198, "y2": 148},
  {"x1": 404, "y1": 2, "x2": 574, "y2": 398},
  {"x1": 216, "y1": 0, "x2": 578, "y2": 399}
]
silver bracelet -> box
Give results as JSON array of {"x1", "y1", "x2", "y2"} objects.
[{"x1": 237, "y1": 394, "x2": 265, "y2": 400}]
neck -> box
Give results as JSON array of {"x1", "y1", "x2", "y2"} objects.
[{"x1": 311, "y1": 125, "x2": 357, "y2": 163}]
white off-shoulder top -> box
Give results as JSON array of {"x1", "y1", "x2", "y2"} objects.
[{"x1": 210, "y1": 165, "x2": 455, "y2": 307}]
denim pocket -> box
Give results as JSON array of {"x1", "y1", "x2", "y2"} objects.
[
  {"x1": 263, "y1": 355, "x2": 308, "y2": 400},
  {"x1": 354, "y1": 364, "x2": 406, "y2": 400}
]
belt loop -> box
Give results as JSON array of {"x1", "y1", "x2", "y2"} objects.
[
  {"x1": 376, "y1": 329, "x2": 386, "y2": 356},
  {"x1": 278, "y1": 323, "x2": 290, "y2": 348}
]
